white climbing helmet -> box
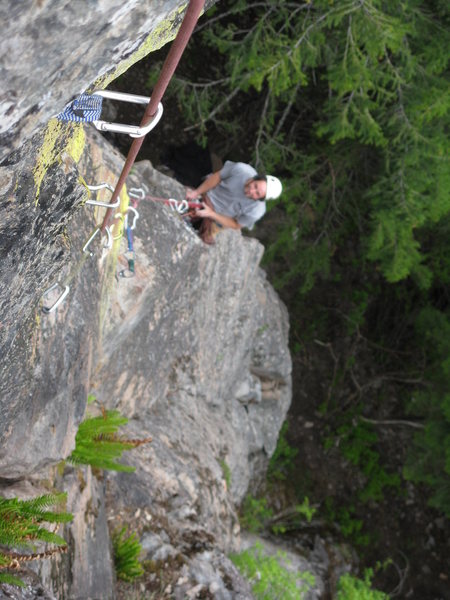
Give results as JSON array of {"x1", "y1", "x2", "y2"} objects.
[{"x1": 265, "y1": 175, "x2": 282, "y2": 200}]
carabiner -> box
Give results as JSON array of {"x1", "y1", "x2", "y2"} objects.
[
  {"x1": 82, "y1": 226, "x2": 112, "y2": 256},
  {"x1": 169, "y1": 199, "x2": 189, "y2": 215},
  {"x1": 86, "y1": 183, "x2": 121, "y2": 208},
  {"x1": 42, "y1": 282, "x2": 70, "y2": 314},
  {"x1": 124, "y1": 206, "x2": 139, "y2": 230},
  {"x1": 103, "y1": 226, "x2": 113, "y2": 250},
  {"x1": 129, "y1": 188, "x2": 145, "y2": 201},
  {"x1": 92, "y1": 90, "x2": 164, "y2": 138}
]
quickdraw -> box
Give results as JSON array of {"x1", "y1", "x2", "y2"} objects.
[
  {"x1": 42, "y1": 282, "x2": 70, "y2": 314},
  {"x1": 43, "y1": 0, "x2": 205, "y2": 313},
  {"x1": 128, "y1": 187, "x2": 203, "y2": 215},
  {"x1": 99, "y1": 0, "x2": 205, "y2": 234},
  {"x1": 56, "y1": 93, "x2": 103, "y2": 122},
  {"x1": 119, "y1": 208, "x2": 139, "y2": 279},
  {"x1": 86, "y1": 183, "x2": 121, "y2": 208},
  {"x1": 57, "y1": 91, "x2": 163, "y2": 138},
  {"x1": 41, "y1": 182, "x2": 114, "y2": 313}
]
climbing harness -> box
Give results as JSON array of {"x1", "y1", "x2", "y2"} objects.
[{"x1": 43, "y1": 0, "x2": 205, "y2": 313}]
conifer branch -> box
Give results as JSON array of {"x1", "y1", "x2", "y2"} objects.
[
  {"x1": 254, "y1": 91, "x2": 271, "y2": 169},
  {"x1": 183, "y1": 85, "x2": 242, "y2": 132},
  {"x1": 359, "y1": 416, "x2": 424, "y2": 430}
]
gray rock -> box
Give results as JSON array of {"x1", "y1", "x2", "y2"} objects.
[
  {"x1": 0, "y1": 121, "x2": 292, "y2": 596},
  {"x1": 0, "y1": 468, "x2": 115, "y2": 600},
  {"x1": 0, "y1": 570, "x2": 56, "y2": 600},
  {"x1": 236, "y1": 376, "x2": 262, "y2": 405},
  {"x1": 0, "y1": 2, "x2": 329, "y2": 600},
  {"x1": 174, "y1": 550, "x2": 254, "y2": 600},
  {"x1": 0, "y1": 0, "x2": 217, "y2": 163}
]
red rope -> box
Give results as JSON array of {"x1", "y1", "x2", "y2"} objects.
[
  {"x1": 130, "y1": 194, "x2": 203, "y2": 210},
  {"x1": 100, "y1": 0, "x2": 206, "y2": 233}
]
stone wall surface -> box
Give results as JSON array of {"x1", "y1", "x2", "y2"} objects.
[
  {"x1": 0, "y1": 0, "x2": 214, "y2": 162},
  {"x1": 0, "y1": 2, "x2": 329, "y2": 598},
  {"x1": 0, "y1": 118, "x2": 293, "y2": 596}
]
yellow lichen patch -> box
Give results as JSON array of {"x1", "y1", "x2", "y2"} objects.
[
  {"x1": 98, "y1": 184, "x2": 131, "y2": 337},
  {"x1": 93, "y1": 2, "x2": 191, "y2": 90},
  {"x1": 33, "y1": 119, "x2": 65, "y2": 205},
  {"x1": 33, "y1": 120, "x2": 86, "y2": 205},
  {"x1": 66, "y1": 123, "x2": 86, "y2": 164}
]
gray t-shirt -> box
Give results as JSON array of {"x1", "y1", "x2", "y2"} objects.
[{"x1": 207, "y1": 161, "x2": 266, "y2": 229}]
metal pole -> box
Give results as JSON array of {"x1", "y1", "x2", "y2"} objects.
[{"x1": 100, "y1": 0, "x2": 205, "y2": 233}]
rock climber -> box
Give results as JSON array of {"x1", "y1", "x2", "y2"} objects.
[{"x1": 185, "y1": 161, "x2": 282, "y2": 244}]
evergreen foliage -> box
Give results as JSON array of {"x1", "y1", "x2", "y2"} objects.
[
  {"x1": 0, "y1": 493, "x2": 72, "y2": 587},
  {"x1": 112, "y1": 527, "x2": 144, "y2": 582},
  {"x1": 327, "y1": 419, "x2": 401, "y2": 503},
  {"x1": 267, "y1": 421, "x2": 298, "y2": 481},
  {"x1": 404, "y1": 307, "x2": 450, "y2": 515},
  {"x1": 337, "y1": 570, "x2": 389, "y2": 599},
  {"x1": 240, "y1": 495, "x2": 274, "y2": 533},
  {"x1": 219, "y1": 458, "x2": 232, "y2": 488},
  {"x1": 68, "y1": 409, "x2": 150, "y2": 472},
  {"x1": 230, "y1": 542, "x2": 315, "y2": 600},
  {"x1": 163, "y1": 0, "x2": 449, "y2": 288}
]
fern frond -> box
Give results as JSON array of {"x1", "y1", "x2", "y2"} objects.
[
  {"x1": 68, "y1": 410, "x2": 147, "y2": 472},
  {"x1": 0, "y1": 495, "x2": 72, "y2": 548},
  {"x1": 0, "y1": 572, "x2": 26, "y2": 587},
  {"x1": 112, "y1": 527, "x2": 144, "y2": 582}
]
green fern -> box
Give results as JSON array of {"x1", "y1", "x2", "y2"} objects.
[
  {"x1": 0, "y1": 493, "x2": 72, "y2": 548},
  {"x1": 112, "y1": 527, "x2": 144, "y2": 582},
  {"x1": 0, "y1": 573, "x2": 26, "y2": 587},
  {"x1": 0, "y1": 493, "x2": 72, "y2": 588},
  {"x1": 68, "y1": 410, "x2": 151, "y2": 472}
]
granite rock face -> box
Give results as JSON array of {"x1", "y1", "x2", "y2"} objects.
[
  {"x1": 0, "y1": 0, "x2": 215, "y2": 162},
  {"x1": 96, "y1": 159, "x2": 292, "y2": 509},
  {"x1": 0, "y1": 121, "x2": 292, "y2": 596},
  {"x1": 0, "y1": 2, "x2": 299, "y2": 597}
]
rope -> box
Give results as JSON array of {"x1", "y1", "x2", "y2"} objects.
[
  {"x1": 128, "y1": 188, "x2": 203, "y2": 213},
  {"x1": 99, "y1": 0, "x2": 205, "y2": 233}
]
